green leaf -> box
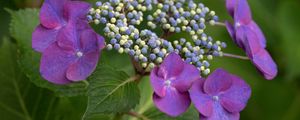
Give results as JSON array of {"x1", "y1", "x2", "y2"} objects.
[
  {"x1": 7, "y1": 8, "x2": 39, "y2": 51},
  {"x1": 83, "y1": 65, "x2": 140, "y2": 119},
  {"x1": 8, "y1": 8, "x2": 87, "y2": 97}
]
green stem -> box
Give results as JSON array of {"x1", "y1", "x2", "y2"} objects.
[
  {"x1": 214, "y1": 22, "x2": 226, "y2": 27},
  {"x1": 223, "y1": 53, "x2": 249, "y2": 60}
]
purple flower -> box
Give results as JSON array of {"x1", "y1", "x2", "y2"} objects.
[
  {"x1": 33, "y1": 0, "x2": 106, "y2": 84},
  {"x1": 225, "y1": 0, "x2": 277, "y2": 80},
  {"x1": 32, "y1": 0, "x2": 91, "y2": 52},
  {"x1": 150, "y1": 53, "x2": 200, "y2": 117},
  {"x1": 189, "y1": 69, "x2": 251, "y2": 120},
  {"x1": 40, "y1": 25, "x2": 105, "y2": 84}
]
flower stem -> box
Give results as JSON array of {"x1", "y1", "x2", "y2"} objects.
[
  {"x1": 223, "y1": 53, "x2": 249, "y2": 60},
  {"x1": 214, "y1": 22, "x2": 226, "y2": 27},
  {"x1": 127, "y1": 111, "x2": 150, "y2": 120}
]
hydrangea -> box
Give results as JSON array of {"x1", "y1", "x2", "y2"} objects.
[
  {"x1": 189, "y1": 69, "x2": 251, "y2": 120},
  {"x1": 225, "y1": 0, "x2": 277, "y2": 80},
  {"x1": 40, "y1": 28, "x2": 104, "y2": 84},
  {"x1": 150, "y1": 53, "x2": 200, "y2": 116},
  {"x1": 33, "y1": 0, "x2": 105, "y2": 84},
  {"x1": 30, "y1": 0, "x2": 277, "y2": 119}
]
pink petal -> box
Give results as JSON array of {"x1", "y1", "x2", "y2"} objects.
[
  {"x1": 204, "y1": 69, "x2": 233, "y2": 95},
  {"x1": 189, "y1": 79, "x2": 214, "y2": 117},
  {"x1": 158, "y1": 53, "x2": 184, "y2": 79},
  {"x1": 40, "y1": 43, "x2": 76, "y2": 84},
  {"x1": 39, "y1": 0, "x2": 66, "y2": 29},
  {"x1": 234, "y1": 0, "x2": 252, "y2": 25},
  {"x1": 252, "y1": 49, "x2": 278, "y2": 80},
  {"x1": 173, "y1": 62, "x2": 200, "y2": 92},
  {"x1": 200, "y1": 103, "x2": 240, "y2": 120},
  {"x1": 32, "y1": 25, "x2": 59, "y2": 52},
  {"x1": 66, "y1": 50, "x2": 99, "y2": 81},
  {"x1": 150, "y1": 67, "x2": 167, "y2": 97},
  {"x1": 64, "y1": 1, "x2": 91, "y2": 23},
  {"x1": 220, "y1": 74, "x2": 251, "y2": 113},
  {"x1": 153, "y1": 88, "x2": 191, "y2": 117}
]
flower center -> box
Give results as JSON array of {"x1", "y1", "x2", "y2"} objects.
[
  {"x1": 212, "y1": 95, "x2": 219, "y2": 101},
  {"x1": 76, "y1": 51, "x2": 83, "y2": 58},
  {"x1": 235, "y1": 22, "x2": 241, "y2": 28},
  {"x1": 164, "y1": 80, "x2": 172, "y2": 87}
]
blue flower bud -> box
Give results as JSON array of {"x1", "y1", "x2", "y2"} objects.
[
  {"x1": 129, "y1": 50, "x2": 135, "y2": 56},
  {"x1": 114, "y1": 44, "x2": 121, "y2": 50},
  {"x1": 185, "y1": 58, "x2": 192, "y2": 63},
  {"x1": 110, "y1": 38, "x2": 117, "y2": 44},
  {"x1": 149, "y1": 54, "x2": 156, "y2": 60},
  {"x1": 141, "y1": 47, "x2": 148, "y2": 54}
]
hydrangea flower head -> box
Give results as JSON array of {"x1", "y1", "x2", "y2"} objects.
[
  {"x1": 189, "y1": 68, "x2": 251, "y2": 120},
  {"x1": 32, "y1": 0, "x2": 91, "y2": 52},
  {"x1": 33, "y1": 0, "x2": 106, "y2": 84},
  {"x1": 150, "y1": 53, "x2": 200, "y2": 117},
  {"x1": 40, "y1": 26, "x2": 105, "y2": 84},
  {"x1": 225, "y1": 0, "x2": 277, "y2": 80}
]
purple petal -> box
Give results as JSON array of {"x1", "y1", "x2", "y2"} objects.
[
  {"x1": 153, "y1": 88, "x2": 191, "y2": 117},
  {"x1": 225, "y1": 21, "x2": 235, "y2": 40},
  {"x1": 252, "y1": 49, "x2": 278, "y2": 80},
  {"x1": 32, "y1": 25, "x2": 59, "y2": 52},
  {"x1": 97, "y1": 35, "x2": 106, "y2": 50},
  {"x1": 39, "y1": 0, "x2": 66, "y2": 29},
  {"x1": 247, "y1": 21, "x2": 266, "y2": 48},
  {"x1": 173, "y1": 62, "x2": 200, "y2": 92},
  {"x1": 237, "y1": 26, "x2": 277, "y2": 80},
  {"x1": 189, "y1": 79, "x2": 214, "y2": 117},
  {"x1": 40, "y1": 42, "x2": 76, "y2": 84},
  {"x1": 226, "y1": 0, "x2": 237, "y2": 17},
  {"x1": 79, "y1": 29, "x2": 105, "y2": 52},
  {"x1": 63, "y1": 1, "x2": 90, "y2": 23},
  {"x1": 234, "y1": 0, "x2": 252, "y2": 25},
  {"x1": 242, "y1": 27, "x2": 265, "y2": 58},
  {"x1": 150, "y1": 67, "x2": 168, "y2": 97},
  {"x1": 56, "y1": 24, "x2": 78, "y2": 51},
  {"x1": 220, "y1": 74, "x2": 251, "y2": 113},
  {"x1": 66, "y1": 50, "x2": 99, "y2": 81},
  {"x1": 200, "y1": 103, "x2": 240, "y2": 120},
  {"x1": 235, "y1": 26, "x2": 248, "y2": 49},
  {"x1": 158, "y1": 53, "x2": 184, "y2": 79},
  {"x1": 203, "y1": 69, "x2": 233, "y2": 95}
]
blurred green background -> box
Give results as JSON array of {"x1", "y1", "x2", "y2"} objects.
[{"x1": 0, "y1": 0, "x2": 300, "y2": 120}]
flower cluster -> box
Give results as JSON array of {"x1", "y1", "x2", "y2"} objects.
[
  {"x1": 151, "y1": 53, "x2": 251, "y2": 119},
  {"x1": 32, "y1": 0, "x2": 278, "y2": 120},
  {"x1": 87, "y1": 0, "x2": 226, "y2": 75},
  {"x1": 32, "y1": 0, "x2": 105, "y2": 84}
]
